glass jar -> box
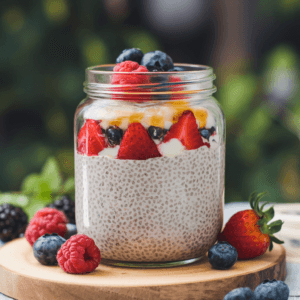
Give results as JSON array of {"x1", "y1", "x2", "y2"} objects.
[{"x1": 74, "y1": 64, "x2": 225, "y2": 268}]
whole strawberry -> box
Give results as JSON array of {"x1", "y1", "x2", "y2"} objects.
[{"x1": 218, "y1": 192, "x2": 284, "y2": 260}]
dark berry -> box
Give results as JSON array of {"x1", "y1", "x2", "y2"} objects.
[
  {"x1": 106, "y1": 126, "x2": 123, "y2": 146},
  {"x1": 208, "y1": 241, "x2": 238, "y2": 270},
  {"x1": 141, "y1": 50, "x2": 174, "y2": 72},
  {"x1": 116, "y1": 48, "x2": 144, "y2": 64},
  {"x1": 209, "y1": 126, "x2": 216, "y2": 135},
  {"x1": 64, "y1": 223, "x2": 77, "y2": 240},
  {"x1": 0, "y1": 203, "x2": 28, "y2": 242},
  {"x1": 168, "y1": 66, "x2": 185, "y2": 72},
  {"x1": 46, "y1": 196, "x2": 75, "y2": 224},
  {"x1": 223, "y1": 287, "x2": 256, "y2": 300},
  {"x1": 33, "y1": 233, "x2": 66, "y2": 265},
  {"x1": 148, "y1": 126, "x2": 164, "y2": 140},
  {"x1": 254, "y1": 279, "x2": 289, "y2": 300},
  {"x1": 199, "y1": 129, "x2": 211, "y2": 140}
]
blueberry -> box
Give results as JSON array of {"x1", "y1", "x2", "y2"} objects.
[
  {"x1": 141, "y1": 50, "x2": 174, "y2": 72},
  {"x1": 64, "y1": 223, "x2": 77, "y2": 240},
  {"x1": 209, "y1": 126, "x2": 216, "y2": 135},
  {"x1": 254, "y1": 279, "x2": 289, "y2": 300},
  {"x1": 33, "y1": 233, "x2": 66, "y2": 266},
  {"x1": 168, "y1": 66, "x2": 185, "y2": 72},
  {"x1": 116, "y1": 48, "x2": 144, "y2": 64},
  {"x1": 223, "y1": 287, "x2": 256, "y2": 300},
  {"x1": 200, "y1": 129, "x2": 211, "y2": 140},
  {"x1": 106, "y1": 126, "x2": 123, "y2": 146},
  {"x1": 208, "y1": 241, "x2": 238, "y2": 270},
  {"x1": 148, "y1": 126, "x2": 164, "y2": 139}
]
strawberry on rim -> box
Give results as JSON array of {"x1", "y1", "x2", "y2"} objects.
[{"x1": 218, "y1": 192, "x2": 284, "y2": 260}]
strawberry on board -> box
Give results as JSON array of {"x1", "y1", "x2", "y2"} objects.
[
  {"x1": 163, "y1": 110, "x2": 209, "y2": 150},
  {"x1": 77, "y1": 119, "x2": 107, "y2": 156},
  {"x1": 117, "y1": 123, "x2": 161, "y2": 160},
  {"x1": 218, "y1": 192, "x2": 284, "y2": 260}
]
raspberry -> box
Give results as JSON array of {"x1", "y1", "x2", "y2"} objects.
[
  {"x1": 57, "y1": 234, "x2": 101, "y2": 274},
  {"x1": 25, "y1": 208, "x2": 68, "y2": 247},
  {"x1": 112, "y1": 61, "x2": 149, "y2": 85}
]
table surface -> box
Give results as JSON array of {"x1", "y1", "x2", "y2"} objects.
[{"x1": 0, "y1": 202, "x2": 299, "y2": 300}]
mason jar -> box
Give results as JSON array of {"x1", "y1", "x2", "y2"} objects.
[{"x1": 74, "y1": 64, "x2": 225, "y2": 268}]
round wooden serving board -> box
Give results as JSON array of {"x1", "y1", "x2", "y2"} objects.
[{"x1": 0, "y1": 238, "x2": 286, "y2": 300}]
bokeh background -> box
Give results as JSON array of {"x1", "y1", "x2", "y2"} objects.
[{"x1": 0, "y1": 0, "x2": 300, "y2": 205}]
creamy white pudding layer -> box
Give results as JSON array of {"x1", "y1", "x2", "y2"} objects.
[{"x1": 75, "y1": 143, "x2": 225, "y2": 262}]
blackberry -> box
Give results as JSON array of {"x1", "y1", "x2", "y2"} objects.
[
  {"x1": 148, "y1": 126, "x2": 164, "y2": 140},
  {"x1": 106, "y1": 126, "x2": 123, "y2": 146},
  {"x1": 116, "y1": 48, "x2": 144, "y2": 64},
  {"x1": 33, "y1": 233, "x2": 66, "y2": 265},
  {"x1": 141, "y1": 50, "x2": 174, "y2": 72},
  {"x1": 224, "y1": 287, "x2": 256, "y2": 300},
  {"x1": 64, "y1": 223, "x2": 77, "y2": 240},
  {"x1": 208, "y1": 241, "x2": 238, "y2": 270},
  {"x1": 0, "y1": 203, "x2": 28, "y2": 242},
  {"x1": 254, "y1": 279, "x2": 289, "y2": 300},
  {"x1": 46, "y1": 196, "x2": 75, "y2": 224}
]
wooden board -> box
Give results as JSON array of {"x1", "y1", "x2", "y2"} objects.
[{"x1": 0, "y1": 238, "x2": 286, "y2": 300}]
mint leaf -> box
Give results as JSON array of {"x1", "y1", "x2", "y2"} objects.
[
  {"x1": 62, "y1": 177, "x2": 75, "y2": 194},
  {"x1": 0, "y1": 193, "x2": 29, "y2": 207},
  {"x1": 23, "y1": 198, "x2": 50, "y2": 221},
  {"x1": 41, "y1": 157, "x2": 62, "y2": 193},
  {"x1": 21, "y1": 174, "x2": 41, "y2": 194}
]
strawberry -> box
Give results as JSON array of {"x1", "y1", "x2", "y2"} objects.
[
  {"x1": 218, "y1": 192, "x2": 284, "y2": 260},
  {"x1": 163, "y1": 110, "x2": 209, "y2": 150},
  {"x1": 77, "y1": 119, "x2": 107, "y2": 156},
  {"x1": 117, "y1": 123, "x2": 161, "y2": 160}
]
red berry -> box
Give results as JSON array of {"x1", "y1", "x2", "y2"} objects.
[
  {"x1": 57, "y1": 234, "x2": 101, "y2": 274},
  {"x1": 112, "y1": 61, "x2": 149, "y2": 85},
  {"x1": 163, "y1": 110, "x2": 209, "y2": 150},
  {"x1": 25, "y1": 208, "x2": 68, "y2": 247},
  {"x1": 117, "y1": 123, "x2": 161, "y2": 160},
  {"x1": 77, "y1": 119, "x2": 107, "y2": 156}
]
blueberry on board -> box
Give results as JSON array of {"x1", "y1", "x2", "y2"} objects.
[
  {"x1": 116, "y1": 48, "x2": 144, "y2": 64},
  {"x1": 168, "y1": 66, "x2": 185, "y2": 72},
  {"x1": 199, "y1": 129, "x2": 211, "y2": 140},
  {"x1": 33, "y1": 233, "x2": 66, "y2": 266},
  {"x1": 223, "y1": 287, "x2": 256, "y2": 300},
  {"x1": 106, "y1": 126, "x2": 123, "y2": 146},
  {"x1": 148, "y1": 126, "x2": 164, "y2": 140},
  {"x1": 254, "y1": 279, "x2": 289, "y2": 300},
  {"x1": 64, "y1": 223, "x2": 77, "y2": 240},
  {"x1": 208, "y1": 241, "x2": 238, "y2": 270},
  {"x1": 141, "y1": 50, "x2": 174, "y2": 72}
]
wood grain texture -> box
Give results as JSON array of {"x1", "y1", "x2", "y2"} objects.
[{"x1": 0, "y1": 238, "x2": 286, "y2": 300}]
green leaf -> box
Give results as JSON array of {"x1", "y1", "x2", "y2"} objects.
[
  {"x1": 263, "y1": 206, "x2": 275, "y2": 223},
  {"x1": 21, "y1": 173, "x2": 41, "y2": 194},
  {"x1": 61, "y1": 177, "x2": 75, "y2": 194},
  {"x1": 23, "y1": 198, "x2": 51, "y2": 221},
  {"x1": 0, "y1": 193, "x2": 29, "y2": 207},
  {"x1": 270, "y1": 235, "x2": 285, "y2": 244},
  {"x1": 41, "y1": 157, "x2": 62, "y2": 193}
]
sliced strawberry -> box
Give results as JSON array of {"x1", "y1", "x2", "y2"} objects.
[
  {"x1": 163, "y1": 110, "x2": 209, "y2": 150},
  {"x1": 117, "y1": 123, "x2": 161, "y2": 160},
  {"x1": 77, "y1": 119, "x2": 107, "y2": 156}
]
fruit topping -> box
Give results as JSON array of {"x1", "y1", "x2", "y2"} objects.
[
  {"x1": 33, "y1": 233, "x2": 66, "y2": 265},
  {"x1": 210, "y1": 126, "x2": 216, "y2": 135},
  {"x1": 168, "y1": 66, "x2": 185, "y2": 72},
  {"x1": 254, "y1": 279, "x2": 289, "y2": 300},
  {"x1": 57, "y1": 234, "x2": 101, "y2": 274},
  {"x1": 77, "y1": 119, "x2": 107, "y2": 156},
  {"x1": 141, "y1": 50, "x2": 174, "y2": 72},
  {"x1": 164, "y1": 110, "x2": 209, "y2": 150},
  {"x1": 117, "y1": 123, "x2": 161, "y2": 160},
  {"x1": 147, "y1": 126, "x2": 164, "y2": 140},
  {"x1": 106, "y1": 126, "x2": 123, "y2": 146},
  {"x1": 112, "y1": 61, "x2": 149, "y2": 85},
  {"x1": 199, "y1": 128, "x2": 211, "y2": 140},
  {"x1": 0, "y1": 203, "x2": 28, "y2": 242},
  {"x1": 218, "y1": 192, "x2": 284, "y2": 260},
  {"x1": 223, "y1": 287, "x2": 256, "y2": 300},
  {"x1": 208, "y1": 241, "x2": 238, "y2": 270},
  {"x1": 46, "y1": 195, "x2": 75, "y2": 225},
  {"x1": 116, "y1": 48, "x2": 144, "y2": 64},
  {"x1": 25, "y1": 207, "x2": 68, "y2": 247}
]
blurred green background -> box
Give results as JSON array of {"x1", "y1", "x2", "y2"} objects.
[{"x1": 0, "y1": 0, "x2": 299, "y2": 208}]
